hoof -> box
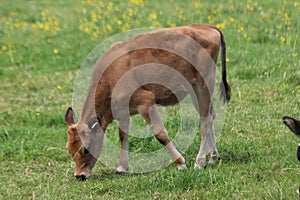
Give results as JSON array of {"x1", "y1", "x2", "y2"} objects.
[
  {"x1": 115, "y1": 170, "x2": 125, "y2": 174},
  {"x1": 115, "y1": 166, "x2": 128, "y2": 174},
  {"x1": 194, "y1": 163, "x2": 206, "y2": 170},
  {"x1": 194, "y1": 157, "x2": 206, "y2": 169},
  {"x1": 208, "y1": 155, "x2": 220, "y2": 165},
  {"x1": 177, "y1": 164, "x2": 187, "y2": 171}
]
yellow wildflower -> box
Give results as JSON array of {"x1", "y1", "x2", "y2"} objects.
[
  {"x1": 216, "y1": 20, "x2": 227, "y2": 29},
  {"x1": 53, "y1": 49, "x2": 59, "y2": 54},
  {"x1": 246, "y1": 5, "x2": 254, "y2": 12},
  {"x1": 238, "y1": 26, "x2": 244, "y2": 32},
  {"x1": 117, "y1": 20, "x2": 122, "y2": 25}
]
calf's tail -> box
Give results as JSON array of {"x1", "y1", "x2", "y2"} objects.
[{"x1": 217, "y1": 29, "x2": 231, "y2": 103}]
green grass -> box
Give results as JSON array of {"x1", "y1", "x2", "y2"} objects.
[{"x1": 0, "y1": 0, "x2": 300, "y2": 199}]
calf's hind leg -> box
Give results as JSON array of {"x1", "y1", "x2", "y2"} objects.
[
  {"x1": 192, "y1": 82, "x2": 220, "y2": 169},
  {"x1": 133, "y1": 89, "x2": 186, "y2": 170}
]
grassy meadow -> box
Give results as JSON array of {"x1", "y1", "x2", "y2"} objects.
[{"x1": 0, "y1": 0, "x2": 300, "y2": 199}]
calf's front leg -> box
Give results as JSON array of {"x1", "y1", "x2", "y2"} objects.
[
  {"x1": 116, "y1": 124, "x2": 129, "y2": 173},
  {"x1": 140, "y1": 104, "x2": 186, "y2": 170}
]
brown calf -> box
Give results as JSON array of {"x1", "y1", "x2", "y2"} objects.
[{"x1": 65, "y1": 24, "x2": 231, "y2": 180}]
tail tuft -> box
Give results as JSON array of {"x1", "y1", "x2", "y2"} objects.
[{"x1": 219, "y1": 81, "x2": 231, "y2": 103}]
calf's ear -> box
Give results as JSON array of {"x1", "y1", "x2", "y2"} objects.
[{"x1": 65, "y1": 107, "x2": 75, "y2": 126}]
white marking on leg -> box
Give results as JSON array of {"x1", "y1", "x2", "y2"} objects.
[
  {"x1": 194, "y1": 139, "x2": 207, "y2": 169},
  {"x1": 165, "y1": 142, "x2": 186, "y2": 170},
  {"x1": 195, "y1": 116, "x2": 213, "y2": 169},
  {"x1": 117, "y1": 122, "x2": 129, "y2": 173},
  {"x1": 207, "y1": 126, "x2": 220, "y2": 165}
]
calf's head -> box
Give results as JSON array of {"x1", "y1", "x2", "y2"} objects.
[{"x1": 65, "y1": 107, "x2": 104, "y2": 180}]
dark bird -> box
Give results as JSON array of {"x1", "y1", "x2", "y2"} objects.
[
  {"x1": 283, "y1": 116, "x2": 300, "y2": 136},
  {"x1": 283, "y1": 116, "x2": 300, "y2": 162},
  {"x1": 283, "y1": 116, "x2": 300, "y2": 198}
]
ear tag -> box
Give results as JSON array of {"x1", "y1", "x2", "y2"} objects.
[{"x1": 91, "y1": 122, "x2": 98, "y2": 129}]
